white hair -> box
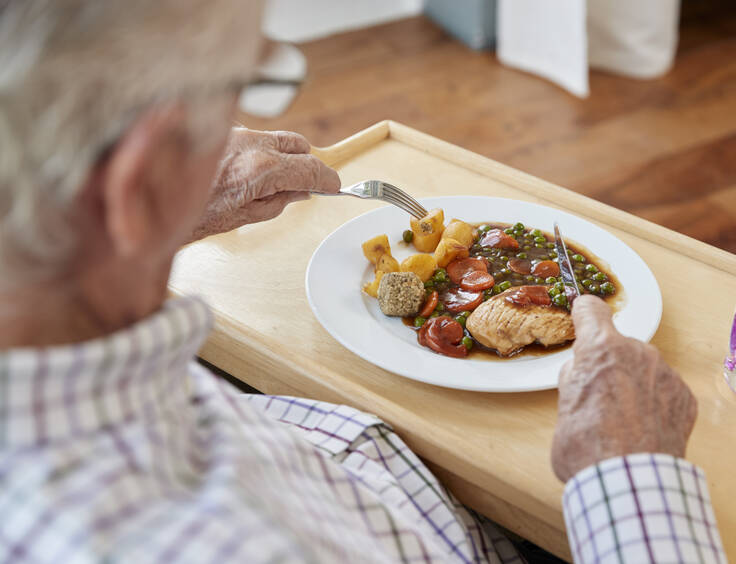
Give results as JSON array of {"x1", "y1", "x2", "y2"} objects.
[{"x1": 0, "y1": 0, "x2": 263, "y2": 286}]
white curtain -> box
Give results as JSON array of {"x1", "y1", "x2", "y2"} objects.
[{"x1": 497, "y1": 0, "x2": 681, "y2": 97}]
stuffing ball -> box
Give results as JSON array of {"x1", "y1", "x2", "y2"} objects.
[{"x1": 377, "y1": 272, "x2": 425, "y2": 317}]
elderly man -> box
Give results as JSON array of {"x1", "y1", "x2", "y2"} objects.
[{"x1": 0, "y1": 1, "x2": 726, "y2": 563}]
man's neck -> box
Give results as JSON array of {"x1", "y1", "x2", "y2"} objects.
[{"x1": 0, "y1": 259, "x2": 170, "y2": 349}]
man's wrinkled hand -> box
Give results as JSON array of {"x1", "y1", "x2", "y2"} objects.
[
  {"x1": 551, "y1": 295, "x2": 697, "y2": 482},
  {"x1": 191, "y1": 128, "x2": 340, "y2": 241}
]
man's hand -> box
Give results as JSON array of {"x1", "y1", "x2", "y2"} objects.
[
  {"x1": 191, "y1": 128, "x2": 340, "y2": 241},
  {"x1": 551, "y1": 295, "x2": 697, "y2": 482}
]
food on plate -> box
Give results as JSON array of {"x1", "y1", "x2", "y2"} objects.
[
  {"x1": 433, "y1": 237, "x2": 469, "y2": 267},
  {"x1": 400, "y1": 254, "x2": 438, "y2": 282},
  {"x1": 361, "y1": 215, "x2": 617, "y2": 359},
  {"x1": 439, "y1": 287, "x2": 483, "y2": 313},
  {"x1": 478, "y1": 229, "x2": 519, "y2": 250},
  {"x1": 417, "y1": 316, "x2": 468, "y2": 358},
  {"x1": 466, "y1": 286, "x2": 575, "y2": 356},
  {"x1": 361, "y1": 234, "x2": 402, "y2": 297},
  {"x1": 410, "y1": 208, "x2": 444, "y2": 252},
  {"x1": 362, "y1": 271, "x2": 385, "y2": 298},
  {"x1": 376, "y1": 254, "x2": 400, "y2": 273},
  {"x1": 441, "y1": 219, "x2": 475, "y2": 248},
  {"x1": 362, "y1": 234, "x2": 391, "y2": 265},
  {"x1": 377, "y1": 272, "x2": 425, "y2": 317}
]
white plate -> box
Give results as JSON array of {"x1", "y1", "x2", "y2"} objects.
[{"x1": 306, "y1": 196, "x2": 662, "y2": 392}]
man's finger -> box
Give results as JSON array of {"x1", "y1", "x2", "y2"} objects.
[
  {"x1": 557, "y1": 358, "x2": 575, "y2": 389},
  {"x1": 278, "y1": 153, "x2": 341, "y2": 194},
  {"x1": 272, "y1": 130, "x2": 311, "y2": 154},
  {"x1": 247, "y1": 191, "x2": 311, "y2": 224},
  {"x1": 571, "y1": 295, "x2": 617, "y2": 349}
]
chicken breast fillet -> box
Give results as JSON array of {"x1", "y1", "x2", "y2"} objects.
[{"x1": 466, "y1": 289, "x2": 575, "y2": 356}]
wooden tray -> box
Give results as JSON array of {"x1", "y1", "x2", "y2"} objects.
[{"x1": 169, "y1": 121, "x2": 736, "y2": 561}]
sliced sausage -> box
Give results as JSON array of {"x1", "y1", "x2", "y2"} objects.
[
  {"x1": 439, "y1": 287, "x2": 484, "y2": 313},
  {"x1": 479, "y1": 229, "x2": 519, "y2": 250},
  {"x1": 446, "y1": 257, "x2": 487, "y2": 285}
]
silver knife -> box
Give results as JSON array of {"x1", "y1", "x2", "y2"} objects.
[{"x1": 553, "y1": 222, "x2": 581, "y2": 301}]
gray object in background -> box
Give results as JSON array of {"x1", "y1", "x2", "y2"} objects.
[{"x1": 424, "y1": 0, "x2": 497, "y2": 50}]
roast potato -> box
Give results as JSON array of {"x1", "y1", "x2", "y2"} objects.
[
  {"x1": 376, "y1": 254, "x2": 400, "y2": 273},
  {"x1": 363, "y1": 271, "x2": 385, "y2": 298},
  {"x1": 400, "y1": 254, "x2": 438, "y2": 282},
  {"x1": 362, "y1": 234, "x2": 391, "y2": 265},
  {"x1": 410, "y1": 209, "x2": 445, "y2": 252},
  {"x1": 442, "y1": 219, "x2": 474, "y2": 248},
  {"x1": 434, "y1": 237, "x2": 469, "y2": 268}
]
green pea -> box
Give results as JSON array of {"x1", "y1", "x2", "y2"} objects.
[
  {"x1": 500, "y1": 268, "x2": 510, "y2": 275},
  {"x1": 581, "y1": 279, "x2": 592, "y2": 289},
  {"x1": 525, "y1": 275, "x2": 535, "y2": 281},
  {"x1": 549, "y1": 251, "x2": 558, "y2": 259},
  {"x1": 592, "y1": 272, "x2": 607, "y2": 282},
  {"x1": 402, "y1": 229, "x2": 413, "y2": 243},
  {"x1": 545, "y1": 277, "x2": 557, "y2": 284},
  {"x1": 539, "y1": 255, "x2": 549, "y2": 260},
  {"x1": 455, "y1": 315, "x2": 467, "y2": 328},
  {"x1": 434, "y1": 268, "x2": 448, "y2": 283},
  {"x1": 588, "y1": 283, "x2": 599, "y2": 293},
  {"x1": 535, "y1": 277, "x2": 544, "y2": 284},
  {"x1": 572, "y1": 254, "x2": 585, "y2": 263},
  {"x1": 585, "y1": 264, "x2": 598, "y2": 273},
  {"x1": 500, "y1": 256, "x2": 509, "y2": 262},
  {"x1": 492, "y1": 285, "x2": 503, "y2": 295},
  {"x1": 548, "y1": 287, "x2": 560, "y2": 297},
  {"x1": 546, "y1": 242, "x2": 556, "y2": 249},
  {"x1": 424, "y1": 280, "x2": 435, "y2": 290},
  {"x1": 498, "y1": 281, "x2": 512, "y2": 291},
  {"x1": 414, "y1": 316, "x2": 426, "y2": 327},
  {"x1": 600, "y1": 282, "x2": 615, "y2": 294},
  {"x1": 513, "y1": 222, "x2": 525, "y2": 231},
  {"x1": 435, "y1": 302, "x2": 445, "y2": 312},
  {"x1": 471, "y1": 244, "x2": 482, "y2": 253},
  {"x1": 462, "y1": 336, "x2": 474, "y2": 350},
  {"x1": 555, "y1": 282, "x2": 565, "y2": 292},
  {"x1": 504, "y1": 228, "x2": 514, "y2": 235},
  {"x1": 523, "y1": 245, "x2": 531, "y2": 250},
  {"x1": 430, "y1": 311, "x2": 442, "y2": 318},
  {"x1": 535, "y1": 243, "x2": 544, "y2": 248},
  {"x1": 531, "y1": 228, "x2": 542, "y2": 237},
  {"x1": 479, "y1": 224, "x2": 491, "y2": 233},
  {"x1": 553, "y1": 293, "x2": 568, "y2": 307},
  {"x1": 517, "y1": 252, "x2": 528, "y2": 259},
  {"x1": 534, "y1": 236, "x2": 546, "y2": 244},
  {"x1": 460, "y1": 310, "x2": 471, "y2": 318}
]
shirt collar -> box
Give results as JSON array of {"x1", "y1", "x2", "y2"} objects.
[{"x1": 0, "y1": 296, "x2": 212, "y2": 447}]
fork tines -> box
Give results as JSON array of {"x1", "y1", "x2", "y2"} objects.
[{"x1": 381, "y1": 184, "x2": 427, "y2": 219}]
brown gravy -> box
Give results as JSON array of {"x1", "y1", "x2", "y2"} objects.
[{"x1": 406, "y1": 221, "x2": 621, "y2": 360}]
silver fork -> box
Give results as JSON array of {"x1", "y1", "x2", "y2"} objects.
[{"x1": 322, "y1": 180, "x2": 428, "y2": 219}]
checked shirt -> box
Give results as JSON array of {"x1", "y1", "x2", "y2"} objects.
[{"x1": 0, "y1": 297, "x2": 725, "y2": 563}]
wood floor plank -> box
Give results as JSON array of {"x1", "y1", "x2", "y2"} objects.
[{"x1": 241, "y1": 6, "x2": 736, "y2": 253}]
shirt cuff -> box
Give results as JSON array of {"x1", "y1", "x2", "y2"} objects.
[{"x1": 562, "y1": 453, "x2": 726, "y2": 563}]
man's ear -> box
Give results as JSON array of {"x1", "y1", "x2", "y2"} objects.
[{"x1": 99, "y1": 104, "x2": 185, "y2": 257}]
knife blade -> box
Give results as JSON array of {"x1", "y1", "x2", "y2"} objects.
[{"x1": 553, "y1": 222, "x2": 581, "y2": 301}]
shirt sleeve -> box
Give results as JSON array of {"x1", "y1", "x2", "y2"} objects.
[{"x1": 562, "y1": 453, "x2": 726, "y2": 564}]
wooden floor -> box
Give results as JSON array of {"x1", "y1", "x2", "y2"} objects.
[{"x1": 241, "y1": 2, "x2": 736, "y2": 254}]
